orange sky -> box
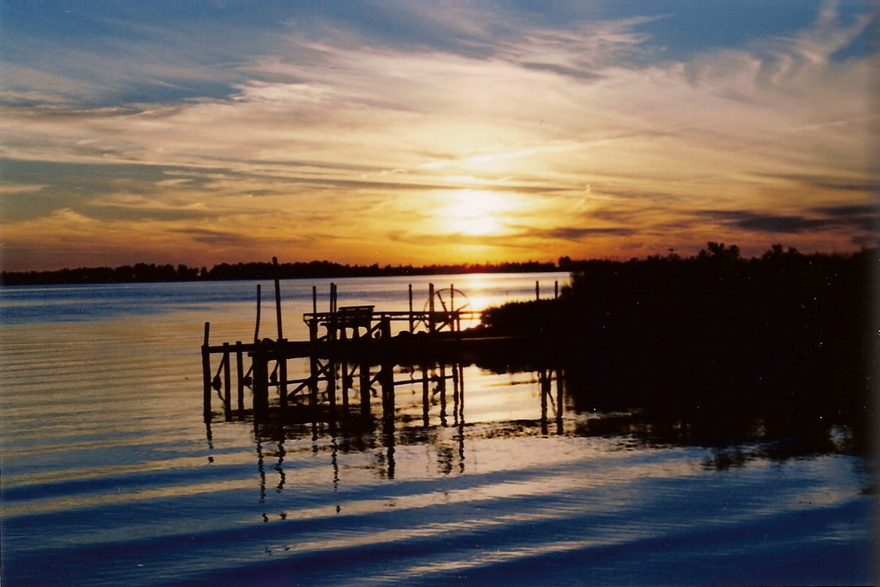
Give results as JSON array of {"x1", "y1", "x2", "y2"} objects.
[{"x1": 1, "y1": 2, "x2": 876, "y2": 271}]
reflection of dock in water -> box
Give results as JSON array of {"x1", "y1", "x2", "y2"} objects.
[
  {"x1": 200, "y1": 259, "x2": 563, "y2": 432},
  {"x1": 207, "y1": 363, "x2": 563, "y2": 508},
  {"x1": 200, "y1": 261, "x2": 565, "y2": 507}
]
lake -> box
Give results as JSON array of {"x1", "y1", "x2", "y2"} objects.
[{"x1": 0, "y1": 273, "x2": 873, "y2": 586}]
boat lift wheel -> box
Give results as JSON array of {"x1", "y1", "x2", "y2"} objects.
[{"x1": 422, "y1": 287, "x2": 470, "y2": 331}]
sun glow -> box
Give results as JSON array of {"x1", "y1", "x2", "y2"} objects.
[{"x1": 441, "y1": 190, "x2": 518, "y2": 236}]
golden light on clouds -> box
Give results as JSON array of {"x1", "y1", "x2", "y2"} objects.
[
  {"x1": 438, "y1": 190, "x2": 521, "y2": 237},
  {"x1": 0, "y1": 2, "x2": 876, "y2": 270}
]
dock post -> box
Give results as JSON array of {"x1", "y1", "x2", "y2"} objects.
[
  {"x1": 308, "y1": 352, "x2": 319, "y2": 420},
  {"x1": 329, "y1": 282, "x2": 338, "y2": 342},
  {"x1": 202, "y1": 322, "x2": 212, "y2": 422},
  {"x1": 458, "y1": 363, "x2": 465, "y2": 424},
  {"x1": 556, "y1": 368, "x2": 564, "y2": 434},
  {"x1": 278, "y1": 338, "x2": 288, "y2": 411},
  {"x1": 254, "y1": 285, "x2": 261, "y2": 343},
  {"x1": 452, "y1": 360, "x2": 460, "y2": 426},
  {"x1": 536, "y1": 280, "x2": 540, "y2": 301},
  {"x1": 540, "y1": 369, "x2": 550, "y2": 435},
  {"x1": 421, "y1": 364, "x2": 430, "y2": 427},
  {"x1": 253, "y1": 343, "x2": 269, "y2": 414},
  {"x1": 223, "y1": 342, "x2": 232, "y2": 421},
  {"x1": 326, "y1": 289, "x2": 339, "y2": 423},
  {"x1": 272, "y1": 258, "x2": 288, "y2": 414},
  {"x1": 555, "y1": 281, "x2": 559, "y2": 300},
  {"x1": 341, "y1": 364, "x2": 350, "y2": 415},
  {"x1": 327, "y1": 357, "x2": 337, "y2": 414},
  {"x1": 379, "y1": 360, "x2": 397, "y2": 480},
  {"x1": 340, "y1": 331, "x2": 350, "y2": 417},
  {"x1": 439, "y1": 363, "x2": 447, "y2": 427},
  {"x1": 450, "y1": 285, "x2": 455, "y2": 332},
  {"x1": 408, "y1": 284, "x2": 414, "y2": 333},
  {"x1": 272, "y1": 257, "x2": 284, "y2": 340},
  {"x1": 380, "y1": 361, "x2": 395, "y2": 430},
  {"x1": 359, "y1": 362, "x2": 371, "y2": 420},
  {"x1": 235, "y1": 341, "x2": 245, "y2": 415},
  {"x1": 428, "y1": 283, "x2": 435, "y2": 333}
]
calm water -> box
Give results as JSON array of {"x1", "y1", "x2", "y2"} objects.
[{"x1": 0, "y1": 274, "x2": 873, "y2": 586}]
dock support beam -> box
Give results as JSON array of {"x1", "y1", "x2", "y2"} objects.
[
  {"x1": 428, "y1": 283, "x2": 435, "y2": 333},
  {"x1": 408, "y1": 284, "x2": 414, "y2": 333},
  {"x1": 235, "y1": 342, "x2": 245, "y2": 416},
  {"x1": 223, "y1": 342, "x2": 232, "y2": 421},
  {"x1": 360, "y1": 362, "x2": 372, "y2": 420},
  {"x1": 202, "y1": 322, "x2": 212, "y2": 422},
  {"x1": 253, "y1": 343, "x2": 269, "y2": 414},
  {"x1": 278, "y1": 339, "x2": 288, "y2": 411},
  {"x1": 421, "y1": 365, "x2": 430, "y2": 426},
  {"x1": 439, "y1": 363, "x2": 447, "y2": 427}
]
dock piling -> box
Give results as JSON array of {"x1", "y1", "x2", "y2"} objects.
[
  {"x1": 278, "y1": 339, "x2": 288, "y2": 410},
  {"x1": 408, "y1": 284, "x2": 414, "y2": 333},
  {"x1": 428, "y1": 283, "x2": 435, "y2": 332},
  {"x1": 252, "y1": 343, "x2": 269, "y2": 414},
  {"x1": 223, "y1": 342, "x2": 232, "y2": 421},
  {"x1": 439, "y1": 363, "x2": 447, "y2": 427},
  {"x1": 202, "y1": 322, "x2": 212, "y2": 422},
  {"x1": 272, "y1": 257, "x2": 283, "y2": 340},
  {"x1": 421, "y1": 364, "x2": 430, "y2": 426},
  {"x1": 254, "y1": 285, "x2": 261, "y2": 343},
  {"x1": 235, "y1": 341, "x2": 245, "y2": 415}
]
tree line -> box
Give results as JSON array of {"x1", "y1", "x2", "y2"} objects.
[
  {"x1": 477, "y1": 243, "x2": 875, "y2": 454},
  {"x1": 0, "y1": 259, "x2": 560, "y2": 286}
]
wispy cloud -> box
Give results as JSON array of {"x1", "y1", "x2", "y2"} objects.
[{"x1": 0, "y1": 1, "x2": 876, "y2": 269}]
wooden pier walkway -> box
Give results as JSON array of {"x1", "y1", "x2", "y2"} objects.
[{"x1": 200, "y1": 259, "x2": 556, "y2": 423}]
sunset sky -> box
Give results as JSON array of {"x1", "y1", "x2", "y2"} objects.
[{"x1": 1, "y1": 1, "x2": 877, "y2": 271}]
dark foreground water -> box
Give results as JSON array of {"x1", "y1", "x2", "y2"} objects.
[{"x1": 1, "y1": 275, "x2": 874, "y2": 586}]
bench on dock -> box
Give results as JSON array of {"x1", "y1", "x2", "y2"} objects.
[{"x1": 334, "y1": 305, "x2": 375, "y2": 328}]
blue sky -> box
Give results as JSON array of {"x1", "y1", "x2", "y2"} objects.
[{"x1": 1, "y1": 0, "x2": 877, "y2": 270}]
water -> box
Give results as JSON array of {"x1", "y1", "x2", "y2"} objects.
[{"x1": 0, "y1": 274, "x2": 872, "y2": 586}]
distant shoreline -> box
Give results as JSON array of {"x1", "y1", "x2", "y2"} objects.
[
  {"x1": 2, "y1": 244, "x2": 874, "y2": 286},
  {"x1": 0, "y1": 260, "x2": 563, "y2": 286}
]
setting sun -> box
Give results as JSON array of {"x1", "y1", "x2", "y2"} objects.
[{"x1": 441, "y1": 190, "x2": 518, "y2": 236}]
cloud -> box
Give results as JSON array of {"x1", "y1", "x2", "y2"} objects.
[
  {"x1": 815, "y1": 204, "x2": 878, "y2": 217},
  {"x1": 84, "y1": 197, "x2": 229, "y2": 223},
  {"x1": 708, "y1": 211, "x2": 833, "y2": 234},
  {"x1": 699, "y1": 207, "x2": 879, "y2": 234},
  {"x1": 0, "y1": 182, "x2": 48, "y2": 194},
  {"x1": 528, "y1": 226, "x2": 636, "y2": 242},
  {"x1": 171, "y1": 227, "x2": 265, "y2": 247},
  {"x1": 0, "y1": 1, "x2": 876, "y2": 269},
  {"x1": 811, "y1": 204, "x2": 879, "y2": 232}
]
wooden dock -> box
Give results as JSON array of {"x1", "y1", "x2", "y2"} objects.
[{"x1": 200, "y1": 259, "x2": 546, "y2": 424}]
